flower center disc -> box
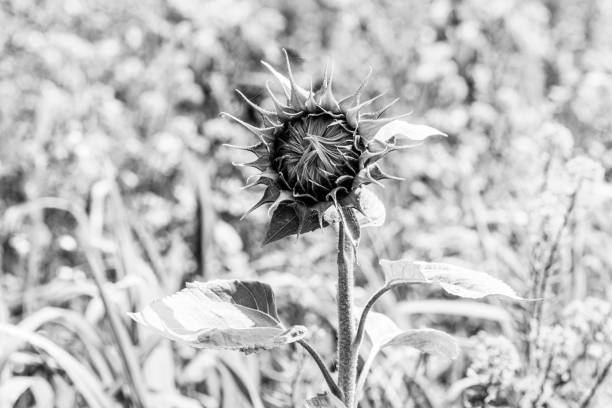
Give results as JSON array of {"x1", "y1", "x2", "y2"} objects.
[{"x1": 273, "y1": 114, "x2": 360, "y2": 201}]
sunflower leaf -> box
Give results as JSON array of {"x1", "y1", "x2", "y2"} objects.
[
  {"x1": 128, "y1": 280, "x2": 306, "y2": 353},
  {"x1": 264, "y1": 203, "x2": 327, "y2": 244},
  {"x1": 363, "y1": 310, "x2": 459, "y2": 358},
  {"x1": 373, "y1": 120, "x2": 446, "y2": 144},
  {"x1": 380, "y1": 260, "x2": 524, "y2": 299}
]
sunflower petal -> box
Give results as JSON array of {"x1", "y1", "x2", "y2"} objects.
[
  {"x1": 353, "y1": 163, "x2": 404, "y2": 188},
  {"x1": 266, "y1": 82, "x2": 303, "y2": 121},
  {"x1": 305, "y1": 80, "x2": 318, "y2": 112},
  {"x1": 339, "y1": 66, "x2": 372, "y2": 112},
  {"x1": 345, "y1": 93, "x2": 386, "y2": 128},
  {"x1": 233, "y1": 154, "x2": 271, "y2": 171},
  {"x1": 282, "y1": 49, "x2": 308, "y2": 110},
  {"x1": 220, "y1": 112, "x2": 279, "y2": 144},
  {"x1": 261, "y1": 60, "x2": 292, "y2": 100},
  {"x1": 241, "y1": 184, "x2": 281, "y2": 220},
  {"x1": 235, "y1": 89, "x2": 276, "y2": 116},
  {"x1": 358, "y1": 143, "x2": 392, "y2": 168},
  {"x1": 268, "y1": 190, "x2": 294, "y2": 217},
  {"x1": 242, "y1": 172, "x2": 277, "y2": 189},
  {"x1": 224, "y1": 142, "x2": 269, "y2": 156},
  {"x1": 361, "y1": 98, "x2": 400, "y2": 119},
  {"x1": 317, "y1": 60, "x2": 341, "y2": 113}
]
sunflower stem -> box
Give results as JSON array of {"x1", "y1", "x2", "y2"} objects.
[{"x1": 337, "y1": 221, "x2": 357, "y2": 407}]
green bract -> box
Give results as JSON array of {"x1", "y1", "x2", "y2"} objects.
[{"x1": 222, "y1": 50, "x2": 445, "y2": 244}]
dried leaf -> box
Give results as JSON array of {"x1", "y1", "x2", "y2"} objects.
[
  {"x1": 129, "y1": 280, "x2": 307, "y2": 353},
  {"x1": 380, "y1": 260, "x2": 523, "y2": 299}
]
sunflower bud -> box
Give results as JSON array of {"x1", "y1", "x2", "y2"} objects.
[
  {"x1": 274, "y1": 114, "x2": 360, "y2": 201},
  {"x1": 223, "y1": 50, "x2": 445, "y2": 244}
]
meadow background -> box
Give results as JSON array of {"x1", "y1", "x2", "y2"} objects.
[{"x1": 1, "y1": 0, "x2": 612, "y2": 407}]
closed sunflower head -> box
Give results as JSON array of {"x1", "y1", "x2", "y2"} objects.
[{"x1": 222, "y1": 50, "x2": 445, "y2": 244}]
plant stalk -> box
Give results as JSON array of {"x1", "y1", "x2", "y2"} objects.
[
  {"x1": 337, "y1": 221, "x2": 357, "y2": 407},
  {"x1": 297, "y1": 339, "x2": 342, "y2": 399},
  {"x1": 20, "y1": 198, "x2": 148, "y2": 408},
  {"x1": 352, "y1": 285, "x2": 391, "y2": 357}
]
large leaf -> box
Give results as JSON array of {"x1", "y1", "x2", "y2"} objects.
[
  {"x1": 304, "y1": 393, "x2": 346, "y2": 408},
  {"x1": 363, "y1": 310, "x2": 459, "y2": 359},
  {"x1": 128, "y1": 280, "x2": 306, "y2": 353},
  {"x1": 380, "y1": 260, "x2": 523, "y2": 299},
  {"x1": 264, "y1": 203, "x2": 327, "y2": 244}
]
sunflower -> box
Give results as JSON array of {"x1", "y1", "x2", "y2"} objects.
[{"x1": 222, "y1": 50, "x2": 444, "y2": 244}]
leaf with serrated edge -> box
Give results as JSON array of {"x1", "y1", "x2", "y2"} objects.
[
  {"x1": 380, "y1": 260, "x2": 523, "y2": 300},
  {"x1": 363, "y1": 310, "x2": 459, "y2": 359},
  {"x1": 128, "y1": 280, "x2": 306, "y2": 353},
  {"x1": 373, "y1": 120, "x2": 446, "y2": 144},
  {"x1": 304, "y1": 392, "x2": 347, "y2": 408}
]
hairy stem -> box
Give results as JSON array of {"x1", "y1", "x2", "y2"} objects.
[
  {"x1": 297, "y1": 339, "x2": 342, "y2": 399},
  {"x1": 337, "y1": 222, "x2": 357, "y2": 407}
]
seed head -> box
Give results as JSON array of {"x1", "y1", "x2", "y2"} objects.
[{"x1": 222, "y1": 50, "x2": 445, "y2": 244}]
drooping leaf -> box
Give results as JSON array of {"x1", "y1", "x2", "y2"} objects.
[
  {"x1": 264, "y1": 203, "x2": 327, "y2": 244},
  {"x1": 373, "y1": 120, "x2": 446, "y2": 144},
  {"x1": 363, "y1": 310, "x2": 459, "y2": 359},
  {"x1": 355, "y1": 310, "x2": 458, "y2": 400},
  {"x1": 304, "y1": 392, "x2": 347, "y2": 408},
  {"x1": 380, "y1": 260, "x2": 523, "y2": 300},
  {"x1": 128, "y1": 280, "x2": 307, "y2": 353}
]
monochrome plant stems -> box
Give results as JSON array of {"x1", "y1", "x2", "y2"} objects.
[
  {"x1": 14, "y1": 198, "x2": 148, "y2": 408},
  {"x1": 528, "y1": 178, "x2": 582, "y2": 362},
  {"x1": 352, "y1": 284, "x2": 392, "y2": 358},
  {"x1": 336, "y1": 221, "x2": 358, "y2": 407},
  {"x1": 297, "y1": 339, "x2": 342, "y2": 399}
]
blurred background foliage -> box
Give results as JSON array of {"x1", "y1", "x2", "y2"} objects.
[{"x1": 0, "y1": 0, "x2": 611, "y2": 407}]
